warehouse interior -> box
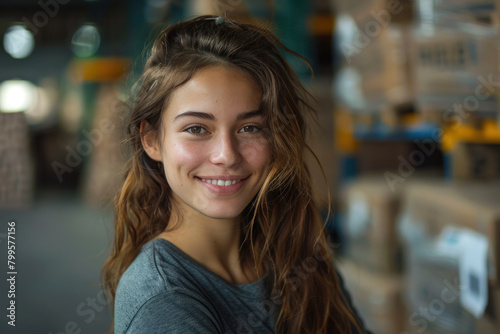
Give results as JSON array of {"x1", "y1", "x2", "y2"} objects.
[{"x1": 0, "y1": 0, "x2": 499, "y2": 333}]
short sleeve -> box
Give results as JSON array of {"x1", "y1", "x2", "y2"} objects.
[{"x1": 121, "y1": 290, "x2": 223, "y2": 334}]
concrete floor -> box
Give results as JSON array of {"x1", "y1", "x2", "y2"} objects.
[{"x1": 0, "y1": 189, "x2": 114, "y2": 334}]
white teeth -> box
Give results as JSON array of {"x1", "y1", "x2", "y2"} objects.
[{"x1": 200, "y1": 178, "x2": 242, "y2": 186}]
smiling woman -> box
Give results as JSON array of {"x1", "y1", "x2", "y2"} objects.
[{"x1": 101, "y1": 15, "x2": 372, "y2": 334}]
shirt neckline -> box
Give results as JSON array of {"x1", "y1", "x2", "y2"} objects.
[{"x1": 149, "y1": 238, "x2": 270, "y2": 298}]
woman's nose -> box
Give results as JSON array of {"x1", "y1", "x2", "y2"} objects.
[{"x1": 209, "y1": 132, "x2": 242, "y2": 167}]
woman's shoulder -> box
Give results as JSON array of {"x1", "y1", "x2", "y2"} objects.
[
  {"x1": 114, "y1": 239, "x2": 223, "y2": 333},
  {"x1": 113, "y1": 240, "x2": 172, "y2": 329},
  {"x1": 114, "y1": 240, "x2": 182, "y2": 325},
  {"x1": 114, "y1": 242, "x2": 164, "y2": 311},
  {"x1": 116, "y1": 241, "x2": 165, "y2": 293}
]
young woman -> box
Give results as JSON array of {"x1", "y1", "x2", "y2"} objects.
[{"x1": 101, "y1": 15, "x2": 371, "y2": 334}]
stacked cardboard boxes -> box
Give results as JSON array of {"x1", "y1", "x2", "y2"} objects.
[
  {"x1": 0, "y1": 113, "x2": 34, "y2": 208},
  {"x1": 450, "y1": 142, "x2": 500, "y2": 180},
  {"x1": 413, "y1": 0, "x2": 500, "y2": 119},
  {"x1": 417, "y1": 0, "x2": 498, "y2": 27},
  {"x1": 335, "y1": 0, "x2": 413, "y2": 24},
  {"x1": 402, "y1": 182, "x2": 500, "y2": 285},
  {"x1": 336, "y1": 259, "x2": 406, "y2": 334},
  {"x1": 333, "y1": 2, "x2": 500, "y2": 334},
  {"x1": 413, "y1": 27, "x2": 500, "y2": 117},
  {"x1": 82, "y1": 84, "x2": 126, "y2": 207},
  {"x1": 339, "y1": 175, "x2": 409, "y2": 334},
  {"x1": 400, "y1": 181, "x2": 500, "y2": 334},
  {"x1": 341, "y1": 176, "x2": 404, "y2": 273},
  {"x1": 334, "y1": 0, "x2": 415, "y2": 114}
]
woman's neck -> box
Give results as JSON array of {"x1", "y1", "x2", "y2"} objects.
[{"x1": 154, "y1": 204, "x2": 259, "y2": 285}]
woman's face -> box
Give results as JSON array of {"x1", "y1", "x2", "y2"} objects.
[{"x1": 144, "y1": 65, "x2": 272, "y2": 220}]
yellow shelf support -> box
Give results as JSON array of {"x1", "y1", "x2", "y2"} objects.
[
  {"x1": 334, "y1": 109, "x2": 359, "y2": 153},
  {"x1": 442, "y1": 119, "x2": 500, "y2": 152}
]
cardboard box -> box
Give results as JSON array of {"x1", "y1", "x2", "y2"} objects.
[
  {"x1": 413, "y1": 27, "x2": 500, "y2": 115},
  {"x1": 371, "y1": 24, "x2": 414, "y2": 108},
  {"x1": 336, "y1": 258, "x2": 406, "y2": 334},
  {"x1": 82, "y1": 84, "x2": 126, "y2": 206},
  {"x1": 403, "y1": 250, "x2": 476, "y2": 334},
  {"x1": 349, "y1": 24, "x2": 415, "y2": 111},
  {"x1": 403, "y1": 181, "x2": 500, "y2": 286},
  {"x1": 475, "y1": 287, "x2": 500, "y2": 333},
  {"x1": 402, "y1": 249, "x2": 500, "y2": 334},
  {"x1": 341, "y1": 175, "x2": 404, "y2": 273},
  {"x1": 417, "y1": 0, "x2": 497, "y2": 27},
  {"x1": 334, "y1": 0, "x2": 414, "y2": 25},
  {"x1": 450, "y1": 142, "x2": 500, "y2": 180},
  {"x1": 334, "y1": 2, "x2": 415, "y2": 110},
  {"x1": 0, "y1": 113, "x2": 34, "y2": 209}
]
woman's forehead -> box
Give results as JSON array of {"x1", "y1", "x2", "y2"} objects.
[{"x1": 161, "y1": 66, "x2": 263, "y2": 121}]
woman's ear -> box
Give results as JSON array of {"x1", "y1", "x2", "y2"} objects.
[{"x1": 140, "y1": 120, "x2": 162, "y2": 162}]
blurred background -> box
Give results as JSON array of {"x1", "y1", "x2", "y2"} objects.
[{"x1": 0, "y1": 0, "x2": 499, "y2": 333}]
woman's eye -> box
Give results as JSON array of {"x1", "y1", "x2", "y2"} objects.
[
  {"x1": 186, "y1": 126, "x2": 206, "y2": 135},
  {"x1": 239, "y1": 125, "x2": 261, "y2": 133}
]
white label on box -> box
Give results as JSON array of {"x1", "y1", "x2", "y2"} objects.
[
  {"x1": 436, "y1": 226, "x2": 469, "y2": 258},
  {"x1": 438, "y1": 227, "x2": 489, "y2": 318},
  {"x1": 346, "y1": 193, "x2": 370, "y2": 238},
  {"x1": 459, "y1": 229, "x2": 488, "y2": 318}
]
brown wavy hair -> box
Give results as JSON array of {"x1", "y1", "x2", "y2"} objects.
[{"x1": 101, "y1": 15, "x2": 364, "y2": 334}]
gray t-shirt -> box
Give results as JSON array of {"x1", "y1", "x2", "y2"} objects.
[
  {"x1": 115, "y1": 238, "x2": 275, "y2": 333},
  {"x1": 114, "y1": 238, "x2": 371, "y2": 334}
]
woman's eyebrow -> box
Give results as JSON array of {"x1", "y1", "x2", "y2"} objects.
[
  {"x1": 236, "y1": 109, "x2": 262, "y2": 120},
  {"x1": 173, "y1": 109, "x2": 262, "y2": 122}
]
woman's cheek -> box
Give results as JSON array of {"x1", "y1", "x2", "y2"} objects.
[
  {"x1": 166, "y1": 141, "x2": 207, "y2": 165},
  {"x1": 241, "y1": 141, "x2": 271, "y2": 166}
]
